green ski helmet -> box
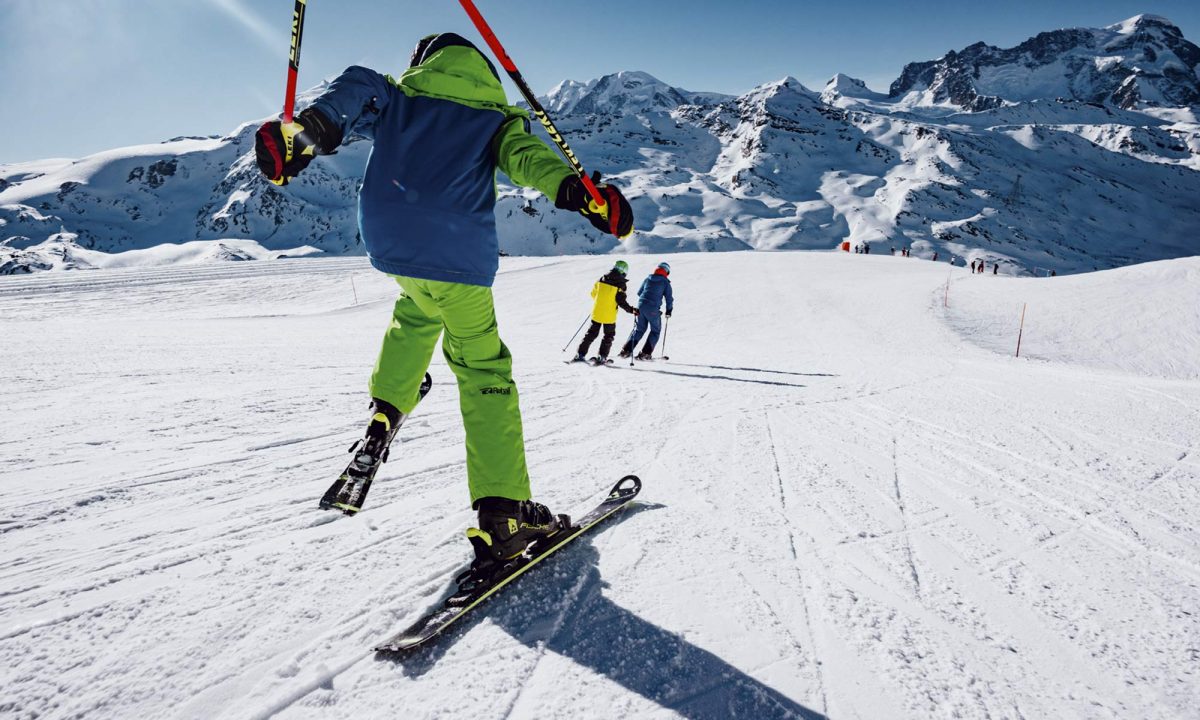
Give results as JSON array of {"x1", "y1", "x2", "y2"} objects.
[{"x1": 613, "y1": 260, "x2": 629, "y2": 275}]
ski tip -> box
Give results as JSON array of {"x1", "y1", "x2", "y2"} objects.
[
  {"x1": 374, "y1": 635, "x2": 424, "y2": 654},
  {"x1": 610, "y1": 474, "x2": 641, "y2": 497},
  {"x1": 373, "y1": 643, "x2": 404, "y2": 654}
]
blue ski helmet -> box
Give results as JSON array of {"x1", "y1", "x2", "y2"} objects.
[
  {"x1": 613, "y1": 260, "x2": 629, "y2": 275},
  {"x1": 657, "y1": 261, "x2": 671, "y2": 274}
]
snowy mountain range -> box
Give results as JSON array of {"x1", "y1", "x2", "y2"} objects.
[
  {"x1": 2, "y1": 14, "x2": 1199, "y2": 275},
  {"x1": 889, "y1": 14, "x2": 1200, "y2": 110}
]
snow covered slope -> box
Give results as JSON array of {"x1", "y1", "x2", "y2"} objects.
[
  {"x1": 946, "y1": 256, "x2": 1200, "y2": 379},
  {"x1": 3, "y1": 15, "x2": 1199, "y2": 276},
  {"x1": 2, "y1": 251, "x2": 1198, "y2": 719}
]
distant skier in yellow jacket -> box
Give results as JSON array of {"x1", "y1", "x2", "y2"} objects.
[{"x1": 571, "y1": 260, "x2": 638, "y2": 364}]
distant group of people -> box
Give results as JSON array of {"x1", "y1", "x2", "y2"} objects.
[
  {"x1": 573, "y1": 260, "x2": 675, "y2": 363},
  {"x1": 969, "y1": 259, "x2": 999, "y2": 275},
  {"x1": 848, "y1": 243, "x2": 926, "y2": 259},
  {"x1": 848, "y1": 243, "x2": 1007, "y2": 274}
]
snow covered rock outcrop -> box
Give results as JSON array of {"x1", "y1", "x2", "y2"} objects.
[
  {"x1": 889, "y1": 14, "x2": 1200, "y2": 110},
  {"x1": 821, "y1": 74, "x2": 887, "y2": 107},
  {"x1": 539, "y1": 70, "x2": 727, "y2": 116}
]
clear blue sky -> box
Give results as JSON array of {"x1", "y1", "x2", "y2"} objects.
[{"x1": 2, "y1": 0, "x2": 1198, "y2": 164}]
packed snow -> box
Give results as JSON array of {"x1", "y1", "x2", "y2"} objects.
[{"x1": 2, "y1": 250, "x2": 1198, "y2": 719}]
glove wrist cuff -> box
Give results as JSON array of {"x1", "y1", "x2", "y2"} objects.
[
  {"x1": 554, "y1": 176, "x2": 577, "y2": 210},
  {"x1": 297, "y1": 107, "x2": 343, "y2": 154}
]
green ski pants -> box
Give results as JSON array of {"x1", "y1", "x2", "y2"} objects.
[{"x1": 370, "y1": 276, "x2": 531, "y2": 505}]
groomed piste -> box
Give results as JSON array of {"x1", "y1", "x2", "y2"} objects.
[{"x1": 1, "y1": 250, "x2": 1198, "y2": 719}]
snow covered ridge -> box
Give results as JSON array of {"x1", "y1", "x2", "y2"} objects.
[
  {"x1": 539, "y1": 70, "x2": 733, "y2": 116},
  {"x1": 2, "y1": 15, "x2": 1199, "y2": 276},
  {"x1": 889, "y1": 13, "x2": 1200, "y2": 111}
]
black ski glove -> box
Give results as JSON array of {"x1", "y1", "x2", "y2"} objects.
[
  {"x1": 555, "y1": 172, "x2": 634, "y2": 239},
  {"x1": 255, "y1": 107, "x2": 342, "y2": 186}
]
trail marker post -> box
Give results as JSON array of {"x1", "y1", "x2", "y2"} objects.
[{"x1": 1015, "y1": 303, "x2": 1027, "y2": 357}]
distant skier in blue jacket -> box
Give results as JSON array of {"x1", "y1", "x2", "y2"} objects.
[{"x1": 619, "y1": 262, "x2": 673, "y2": 360}]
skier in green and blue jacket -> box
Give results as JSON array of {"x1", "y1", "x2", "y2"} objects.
[{"x1": 254, "y1": 33, "x2": 634, "y2": 561}]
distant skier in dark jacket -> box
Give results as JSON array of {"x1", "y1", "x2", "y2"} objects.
[
  {"x1": 252, "y1": 33, "x2": 634, "y2": 562},
  {"x1": 619, "y1": 262, "x2": 674, "y2": 360},
  {"x1": 573, "y1": 260, "x2": 637, "y2": 363}
]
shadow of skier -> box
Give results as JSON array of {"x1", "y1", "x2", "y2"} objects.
[
  {"x1": 386, "y1": 504, "x2": 826, "y2": 719},
  {"x1": 669, "y1": 362, "x2": 838, "y2": 378},
  {"x1": 625, "y1": 366, "x2": 809, "y2": 389}
]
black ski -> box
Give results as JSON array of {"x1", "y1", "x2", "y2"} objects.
[
  {"x1": 374, "y1": 475, "x2": 642, "y2": 652},
  {"x1": 319, "y1": 372, "x2": 433, "y2": 515}
]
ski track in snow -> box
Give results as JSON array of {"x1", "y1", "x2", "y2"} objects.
[{"x1": 1, "y1": 252, "x2": 1198, "y2": 719}]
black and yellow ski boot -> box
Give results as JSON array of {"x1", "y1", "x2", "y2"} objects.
[
  {"x1": 358, "y1": 397, "x2": 403, "y2": 462},
  {"x1": 466, "y1": 498, "x2": 570, "y2": 568},
  {"x1": 320, "y1": 373, "x2": 432, "y2": 515},
  {"x1": 318, "y1": 398, "x2": 402, "y2": 513}
]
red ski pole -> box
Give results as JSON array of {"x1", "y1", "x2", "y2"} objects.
[
  {"x1": 281, "y1": 0, "x2": 308, "y2": 124},
  {"x1": 458, "y1": 0, "x2": 607, "y2": 213}
]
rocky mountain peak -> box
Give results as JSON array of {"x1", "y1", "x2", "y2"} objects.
[
  {"x1": 889, "y1": 14, "x2": 1200, "y2": 110},
  {"x1": 821, "y1": 74, "x2": 885, "y2": 106},
  {"x1": 1106, "y1": 14, "x2": 1181, "y2": 37},
  {"x1": 540, "y1": 70, "x2": 691, "y2": 116}
]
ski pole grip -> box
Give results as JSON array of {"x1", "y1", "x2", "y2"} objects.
[{"x1": 580, "y1": 173, "x2": 607, "y2": 210}]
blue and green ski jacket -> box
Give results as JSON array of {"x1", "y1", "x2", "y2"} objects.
[{"x1": 309, "y1": 46, "x2": 572, "y2": 286}]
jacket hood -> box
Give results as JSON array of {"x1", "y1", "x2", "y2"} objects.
[
  {"x1": 397, "y1": 42, "x2": 508, "y2": 108},
  {"x1": 600, "y1": 268, "x2": 629, "y2": 289}
]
